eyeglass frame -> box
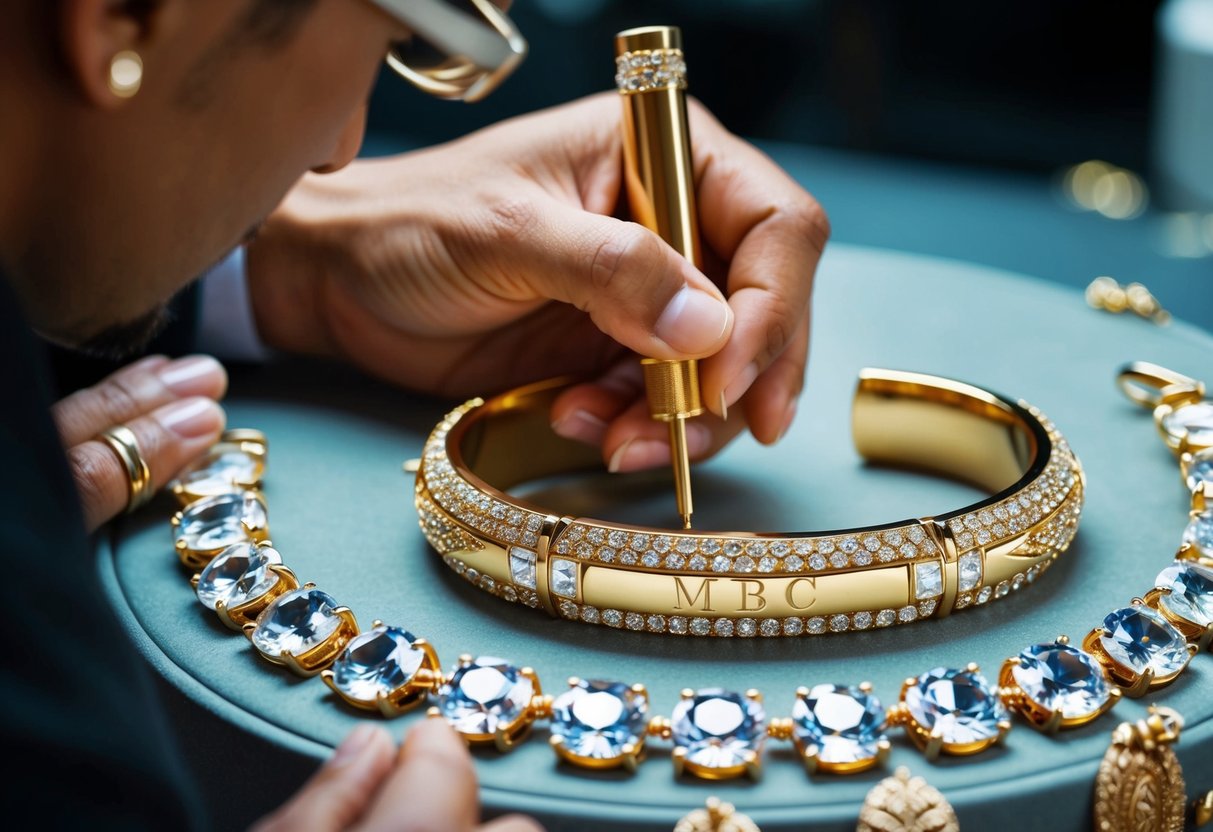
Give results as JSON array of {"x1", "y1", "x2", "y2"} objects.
[{"x1": 367, "y1": 0, "x2": 528, "y2": 103}]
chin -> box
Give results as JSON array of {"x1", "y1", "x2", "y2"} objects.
[{"x1": 65, "y1": 304, "x2": 173, "y2": 361}]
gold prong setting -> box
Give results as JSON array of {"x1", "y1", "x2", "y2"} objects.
[
  {"x1": 788, "y1": 683, "x2": 889, "y2": 774},
  {"x1": 1081, "y1": 602, "x2": 1195, "y2": 696},
  {"x1": 321, "y1": 624, "x2": 440, "y2": 716},
  {"x1": 248, "y1": 586, "x2": 357, "y2": 676},
  {"x1": 667, "y1": 688, "x2": 768, "y2": 780},
  {"x1": 193, "y1": 541, "x2": 294, "y2": 629},
  {"x1": 172, "y1": 490, "x2": 269, "y2": 570},
  {"x1": 168, "y1": 429, "x2": 267, "y2": 506},
  {"x1": 549, "y1": 679, "x2": 650, "y2": 770},
  {"x1": 894, "y1": 666, "x2": 1009, "y2": 759},
  {"x1": 431, "y1": 656, "x2": 541, "y2": 748},
  {"x1": 997, "y1": 637, "x2": 1118, "y2": 731}
]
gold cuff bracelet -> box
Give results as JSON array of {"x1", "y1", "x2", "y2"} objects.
[{"x1": 413, "y1": 369, "x2": 1084, "y2": 637}]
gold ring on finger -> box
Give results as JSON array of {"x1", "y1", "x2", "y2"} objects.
[{"x1": 98, "y1": 424, "x2": 153, "y2": 514}]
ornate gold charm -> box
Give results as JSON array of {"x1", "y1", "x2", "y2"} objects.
[
  {"x1": 673, "y1": 797, "x2": 760, "y2": 832},
  {"x1": 1093, "y1": 706, "x2": 1186, "y2": 832},
  {"x1": 856, "y1": 767, "x2": 959, "y2": 832}
]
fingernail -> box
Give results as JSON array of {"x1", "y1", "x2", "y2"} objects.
[
  {"x1": 158, "y1": 355, "x2": 225, "y2": 397},
  {"x1": 330, "y1": 724, "x2": 381, "y2": 767},
  {"x1": 407, "y1": 716, "x2": 467, "y2": 761},
  {"x1": 654, "y1": 288, "x2": 732, "y2": 355},
  {"x1": 777, "y1": 399, "x2": 798, "y2": 443},
  {"x1": 718, "y1": 391, "x2": 728, "y2": 422},
  {"x1": 608, "y1": 438, "x2": 664, "y2": 473},
  {"x1": 552, "y1": 410, "x2": 608, "y2": 445},
  {"x1": 155, "y1": 397, "x2": 224, "y2": 439},
  {"x1": 723, "y1": 362, "x2": 759, "y2": 410}
]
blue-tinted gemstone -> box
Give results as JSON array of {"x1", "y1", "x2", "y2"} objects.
[
  {"x1": 330, "y1": 625, "x2": 426, "y2": 703},
  {"x1": 1011, "y1": 643, "x2": 1110, "y2": 719},
  {"x1": 250, "y1": 588, "x2": 341, "y2": 657},
  {"x1": 791, "y1": 683, "x2": 887, "y2": 765},
  {"x1": 1156, "y1": 560, "x2": 1213, "y2": 628},
  {"x1": 176, "y1": 491, "x2": 266, "y2": 552},
  {"x1": 671, "y1": 688, "x2": 766, "y2": 770},
  {"x1": 1184, "y1": 512, "x2": 1213, "y2": 557},
  {"x1": 1100, "y1": 606, "x2": 1190, "y2": 678},
  {"x1": 904, "y1": 667, "x2": 1007, "y2": 746},
  {"x1": 195, "y1": 541, "x2": 281, "y2": 610},
  {"x1": 550, "y1": 680, "x2": 648, "y2": 761},
  {"x1": 435, "y1": 657, "x2": 533, "y2": 736},
  {"x1": 1184, "y1": 448, "x2": 1213, "y2": 492}
]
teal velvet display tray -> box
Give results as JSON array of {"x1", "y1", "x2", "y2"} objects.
[{"x1": 99, "y1": 245, "x2": 1213, "y2": 831}]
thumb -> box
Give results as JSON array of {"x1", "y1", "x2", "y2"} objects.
[
  {"x1": 252, "y1": 725, "x2": 394, "y2": 832},
  {"x1": 510, "y1": 199, "x2": 733, "y2": 359}
]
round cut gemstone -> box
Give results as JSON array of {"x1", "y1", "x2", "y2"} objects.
[
  {"x1": 550, "y1": 679, "x2": 648, "y2": 762},
  {"x1": 1183, "y1": 512, "x2": 1213, "y2": 557},
  {"x1": 176, "y1": 491, "x2": 266, "y2": 552},
  {"x1": 792, "y1": 684, "x2": 887, "y2": 766},
  {"x1": 1156, "y1": 560, "x2": 1213, "y2": 627},
  {"x1": 436, "y1": 657, "x2": 534, "y2": 736},
  {"x1": 671, "y1": 688, "x2": 766, "y2": 771},
  {"x1": 1161, "y1": 401, "x2": 1213, "y2": 448},
  {"x1": 1184, "y1": 448, "x2": 1213, "y2": 492},
  {"x1": 195, "y1": 542, "x2": 281, "y2": 610},
  {"x1": 251, "y1": 588, "x2": 342, "y2": 657},
  {"x1": 904, "y1": 667, "x2": 1007, "y2": 746},
  {"x1": 172, "y1": 445, "x2": 262, "y2": 498},
  {"x1": 1011, "y1": 642, "x2": 1110, "y2": 719},
  {"x1": 1099, "y1": 606, "x2": 1190, "y2": 677},
  {"x1": 330, "y1": 625, "x2": 427, "y2": 703}
]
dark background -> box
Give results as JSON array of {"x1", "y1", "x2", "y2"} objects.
[{"x1": 366, "y1": 0, "x2": 1158, "y2": 173}]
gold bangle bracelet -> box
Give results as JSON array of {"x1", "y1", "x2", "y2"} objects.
[{"x1": 413, "y1": 369, "x2": 1085, "y2": 636}]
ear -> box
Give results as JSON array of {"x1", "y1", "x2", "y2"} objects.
[{"x1": 59, "y1": 0, "x2": 177, "y2": 108}]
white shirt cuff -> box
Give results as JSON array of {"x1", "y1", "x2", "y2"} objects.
[{"x1": 195, "y1": 247, "x2": 271, "y2": 362}]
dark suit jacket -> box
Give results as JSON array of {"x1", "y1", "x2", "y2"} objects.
[{"x1": 0, "y1": 274, "x2": 197, "y2": 829}]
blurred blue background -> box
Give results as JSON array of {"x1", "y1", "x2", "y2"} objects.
[{"x1": 361, "y1": 0, "x2": 1213, "y2": 332}]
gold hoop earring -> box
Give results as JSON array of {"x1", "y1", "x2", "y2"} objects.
[{"x1": 109, "y1": 50, "x2": 143, "y2": 99}]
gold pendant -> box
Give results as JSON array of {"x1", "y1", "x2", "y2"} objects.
[
  {"x1": 1093, "y1": 706, "x2": 1187, "y2": 832},
  {"x1": 856, "y1": 766, "x2": 959, "y2": 832}
]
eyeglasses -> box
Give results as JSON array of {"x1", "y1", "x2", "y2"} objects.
[{"x1": 368, "y1": 0, "x2": 527, "y2": 103}]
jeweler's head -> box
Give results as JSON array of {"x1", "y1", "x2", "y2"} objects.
[{"x1": 0, "y1": 0, "x2": 408, "y2": 355}]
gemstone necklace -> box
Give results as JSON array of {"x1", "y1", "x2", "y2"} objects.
[{"x1": 166, "y1": 363, "x2": 1212, "y2": 779}]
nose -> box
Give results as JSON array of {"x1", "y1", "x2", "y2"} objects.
[{"x1": 311, "y1": 104, "x2": 368, "y2": 174}]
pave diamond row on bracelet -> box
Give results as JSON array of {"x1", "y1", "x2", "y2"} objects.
[
  {"x1": 167, "y1": 398, "x2": 1210, "y2": 780},
  {"x1": 416, "y1": 401, "x2": 1081, "y2": 574}
]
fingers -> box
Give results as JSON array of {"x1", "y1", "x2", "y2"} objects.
[
  {"x1": 480, "y1": 815, "x2": 546, "y2": 832},
  {"x1": 481, "y1": 193, "x2": 733, "y2": 361},
  {"x1": 55, "y1": 354, "x2": 229, "y2": 531},
  {"x1": 53, "y1": 354, "x2": 228, "y2": 447},
  {"x1": 551, "y1": 360, "x2": 746, "y2": 473},
  {"x1": 741, "y1": 316, "x2": 810, "y2": 445},
  {"x1": 69, "y1": 396, "x2": 226, "y2": 532},
  {"x1": 354, "y1": 718, "x2": 480, "y2": 832},
  {"x1": 252, "y1": 725, "x2": 395, "y2": 832},
  {"x1": 685, "y1": 100, "x2": 826, "y2": 427}
]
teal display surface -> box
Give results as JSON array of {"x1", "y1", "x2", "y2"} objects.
[{"x1": 99, "y1": 244, "x2": 1213, "y2": 831}]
